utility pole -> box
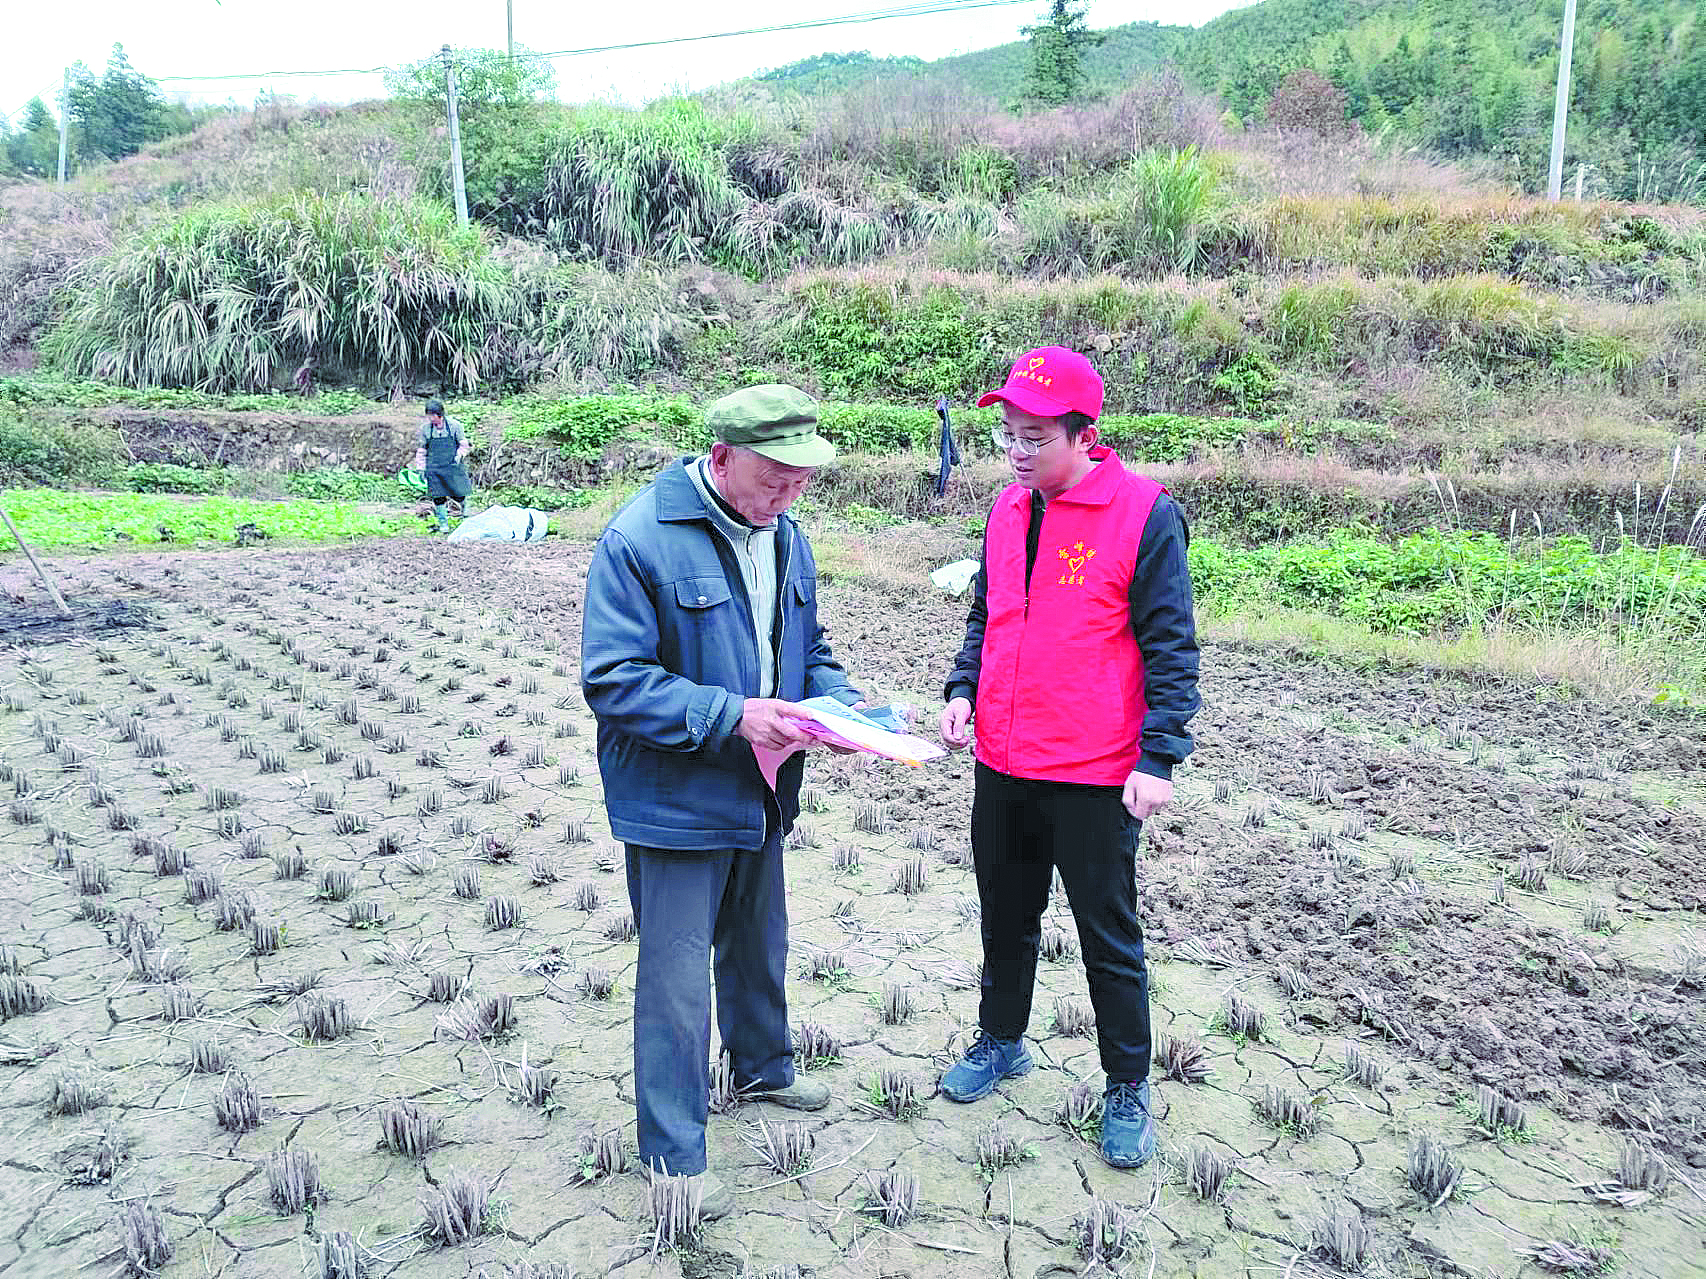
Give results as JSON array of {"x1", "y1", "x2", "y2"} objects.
[
  {"x1": 443, "y1": 44, "x2": 469, "y2": 228},
  {"x1": 57, "y1": 66, "x2": 69, "y2": 185},
  {"x1": 1546, "y1": 0, "x2": 1577, "y2": 201},
  {"x1": 507, "y1": 0, "x2": 514, "y2": 62}
]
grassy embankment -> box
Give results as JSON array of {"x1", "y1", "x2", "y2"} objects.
[{"x1": 1, "y1": 88, "x2": 1703, "y2": 700}]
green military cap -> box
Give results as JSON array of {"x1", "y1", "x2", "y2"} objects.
[{"x1": 705, "y1": 384, "x2": 836, "y2": 468}]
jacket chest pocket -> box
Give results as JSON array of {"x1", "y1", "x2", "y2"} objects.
[
  {"x1": 675, "y1": 576, "x2": 733, "y2": 618},
  {"x1": 670, "y1": 576, "x2": 741, "y2": 684}
]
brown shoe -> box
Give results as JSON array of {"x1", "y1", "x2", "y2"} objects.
[
  {"x1": 748, "y1": 1077, "x2": 831, "y2": 1111},
  {"x1": 698, "y1": 1170, "x2": 734, "y2": 1221}
]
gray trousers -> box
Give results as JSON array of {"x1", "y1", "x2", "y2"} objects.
[{"x1": 624, "y1": 830, "x2": 794, "y2": 1175}]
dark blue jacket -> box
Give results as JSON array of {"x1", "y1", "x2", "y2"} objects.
[{"x1": 581, "y1": 459, "x2": 862, "y2": 851}]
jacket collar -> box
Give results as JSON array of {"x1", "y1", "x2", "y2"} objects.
[
  {"x1": 1004, "y1": 446, "x2": 1126, "y2": 510},
  {"x1": 657, "y1": 458, "x2": 716, "y2": 523}
]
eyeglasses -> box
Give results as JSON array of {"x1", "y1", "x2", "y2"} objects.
[{"x1": 991, "y1": 428, "x2": 1065, "y2": 457}]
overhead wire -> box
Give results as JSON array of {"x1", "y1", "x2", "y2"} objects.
[
  {"x1": 1, "y1": 81, "x2": 64, "y2": 126},
  {"x1": 142, "y1": 0, "x2": 1035, "y2": 83},
  {"x1": 4, "y1": 0, "x2": 1030, "y2": 121}
]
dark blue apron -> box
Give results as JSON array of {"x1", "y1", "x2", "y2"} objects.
[{"x1": 423, "y1": 422, "x2": 471, "y2": 499}]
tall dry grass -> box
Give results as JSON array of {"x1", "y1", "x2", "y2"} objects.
[
  {"x1": 45, "y1": 194, "x2": 518, "y2": 392},
  {"x1": 1217, "y1": 125, "x2": 1505, "y2": 204}
]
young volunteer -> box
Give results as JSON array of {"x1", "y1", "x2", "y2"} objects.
[{"x1": 937, "y1": 347, "x2": 1201, "y2": 1168}]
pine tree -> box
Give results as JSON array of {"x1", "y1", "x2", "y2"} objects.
[
  {"x1": 99, "y1": 44, "x2": 163, "y2": 156},
  {"x1": 1020, "y1": 0, "x2": 1104, "y2": 107},
  {"x1": 66, "y1": 44, "x2": 163, "y2": 163},
  {"x1": 1369, "y1": 32, "x2": 1419, "y2": 117},
  {"x1": 5, "y1": 99, "x2": 62, "y2": 177},
  {"x1": 1329, "y1": 37, "x2": 1370, "y2": 119}
]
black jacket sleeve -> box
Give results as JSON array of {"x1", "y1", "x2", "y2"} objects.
[
  {"x1": 1130, "y1": 494, "x2": 1200, "y2": 780},
  {"x1": 943, "y1": 531, "x2": 989, "y2": 705}
]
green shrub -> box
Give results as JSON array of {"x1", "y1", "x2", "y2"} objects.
[
  {"x1": 0, "y1": 409, "x2": 124, "y2": 486},
  {"x1": 125, "y1": 462, "x2": 227, "y2": 494},
  {"x1": 541, "y1": 101, "x2": 749, "y2": 264},
  {"x1": 1129, "y1": 145, "x2": 1216, "y2": 274},
  {"x1": 1097, "y1": 413, "x2": 1252, "y2": 462},
  {"x1": 1206, "y1": 355, "x2": 1278, "y2": 415},
  {"x1": 817, "y1": 403, "x2": 941, "y2": 452},
  {"x1": 0, "y1": 376, "x2": 374, "y2": 414},
  {"x1": 1191, "y1": 528, "x2": 1706, "y2": 640},
  {"x1": 949, "y1": 145, "x2": 1019, "y2": 203},
  {"x1": 505, "y1": 392, "x2": 705, "y2": 457},
  {"x1": 772, "y1": 277, "x2": 1015, "y2": 401}
]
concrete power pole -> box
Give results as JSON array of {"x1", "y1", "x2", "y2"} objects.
[
  {"x1": 507, "y1": 0, "x2": 514, "y2": 62},
  {"x1": 57, "y1": 66, "x2": 69, "y2": 185},
  {"x1": 443, "y1": 44, "x2": 469, "y2": 228},
  {"x1": 1546, "y1": 0, "x2": 1578, "y2": 201}
]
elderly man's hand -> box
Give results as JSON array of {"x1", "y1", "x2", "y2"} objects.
[{"x1": 737, "y1": 699, "x2": 819, "y2": 752}]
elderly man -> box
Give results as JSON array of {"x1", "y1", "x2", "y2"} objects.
[{"x1": 581, "y1": 385, "x2": 865, "y2": 1219}]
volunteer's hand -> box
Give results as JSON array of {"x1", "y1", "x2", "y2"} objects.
[
  {"x1": 1121, "y1": 770, "x2": 1172, "y2": 820},
  {"x1": 413, "y1": 451, "x2": 426, "y2": 471},
  {"x1": 940, "y1": 697, "x2": 973, "y2": 750},
  {"x1": 737, "y1": 699, "x2": 819, "y2": 752}
]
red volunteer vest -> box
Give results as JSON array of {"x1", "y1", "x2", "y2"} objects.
[{"x1": 975, "y1": 447, "x2": 1166, "y2": 786}]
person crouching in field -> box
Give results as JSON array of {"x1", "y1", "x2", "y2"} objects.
[
  {"x1": 937, "y1": 346, "x2": 1201, "y2": 1169},
  {"x1": 580, "y1": 385, "x2": 868, "y2": 1219},
  {"x1": 413, "y1": 399, "x2": 471, "y2": 533}
]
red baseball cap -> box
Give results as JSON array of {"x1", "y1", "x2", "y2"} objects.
[{"x1": 976, "y1": 346, "x2": 1104, "y2": 421}]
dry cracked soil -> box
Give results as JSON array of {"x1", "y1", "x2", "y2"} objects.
[{"x1": 0, "y1": 537, "x2": 1703, "y2": 1279}]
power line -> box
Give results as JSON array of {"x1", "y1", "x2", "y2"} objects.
[
  {"x1": 1, "y1": 81, "x2": 63, "y2": 126},
  {"x1": 141, "y1": 0, "x2": 1033, "y2": 83}
]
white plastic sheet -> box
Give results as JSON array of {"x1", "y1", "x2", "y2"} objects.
[
  {"x1": 930, "y1": 558, "x2": 980, "y2": 596},
  {"x1": 445, "y1": 506, "x2": 550, "y2": 543}
]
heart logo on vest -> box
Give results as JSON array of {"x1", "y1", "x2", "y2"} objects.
[{"x1": 1055, "y1": 540, "x2": 1097, "y2": 587}]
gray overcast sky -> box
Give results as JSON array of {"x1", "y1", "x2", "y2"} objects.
[{"x1": 3, "y1": 0, "x2": 1252, "y2": 124}]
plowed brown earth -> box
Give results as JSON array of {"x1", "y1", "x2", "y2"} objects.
[{"x1": 1, "y1": 537, "x2": 1701, "y2": 1279}]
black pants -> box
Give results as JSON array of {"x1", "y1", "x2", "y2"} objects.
[{"x1": 972, "y1": 761, "x2": 1152, "y2": 1081}]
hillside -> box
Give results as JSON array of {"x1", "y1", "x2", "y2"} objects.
[
  {"x1": 756, "y1": 20, "x2": 1190, "y2": 101},
  {"x1": 1, "y1": 0, "x2": 1704, "y2": 706},
  {"x1": 749, "y1": 0, "x2": 1706, "y2": 202}
]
